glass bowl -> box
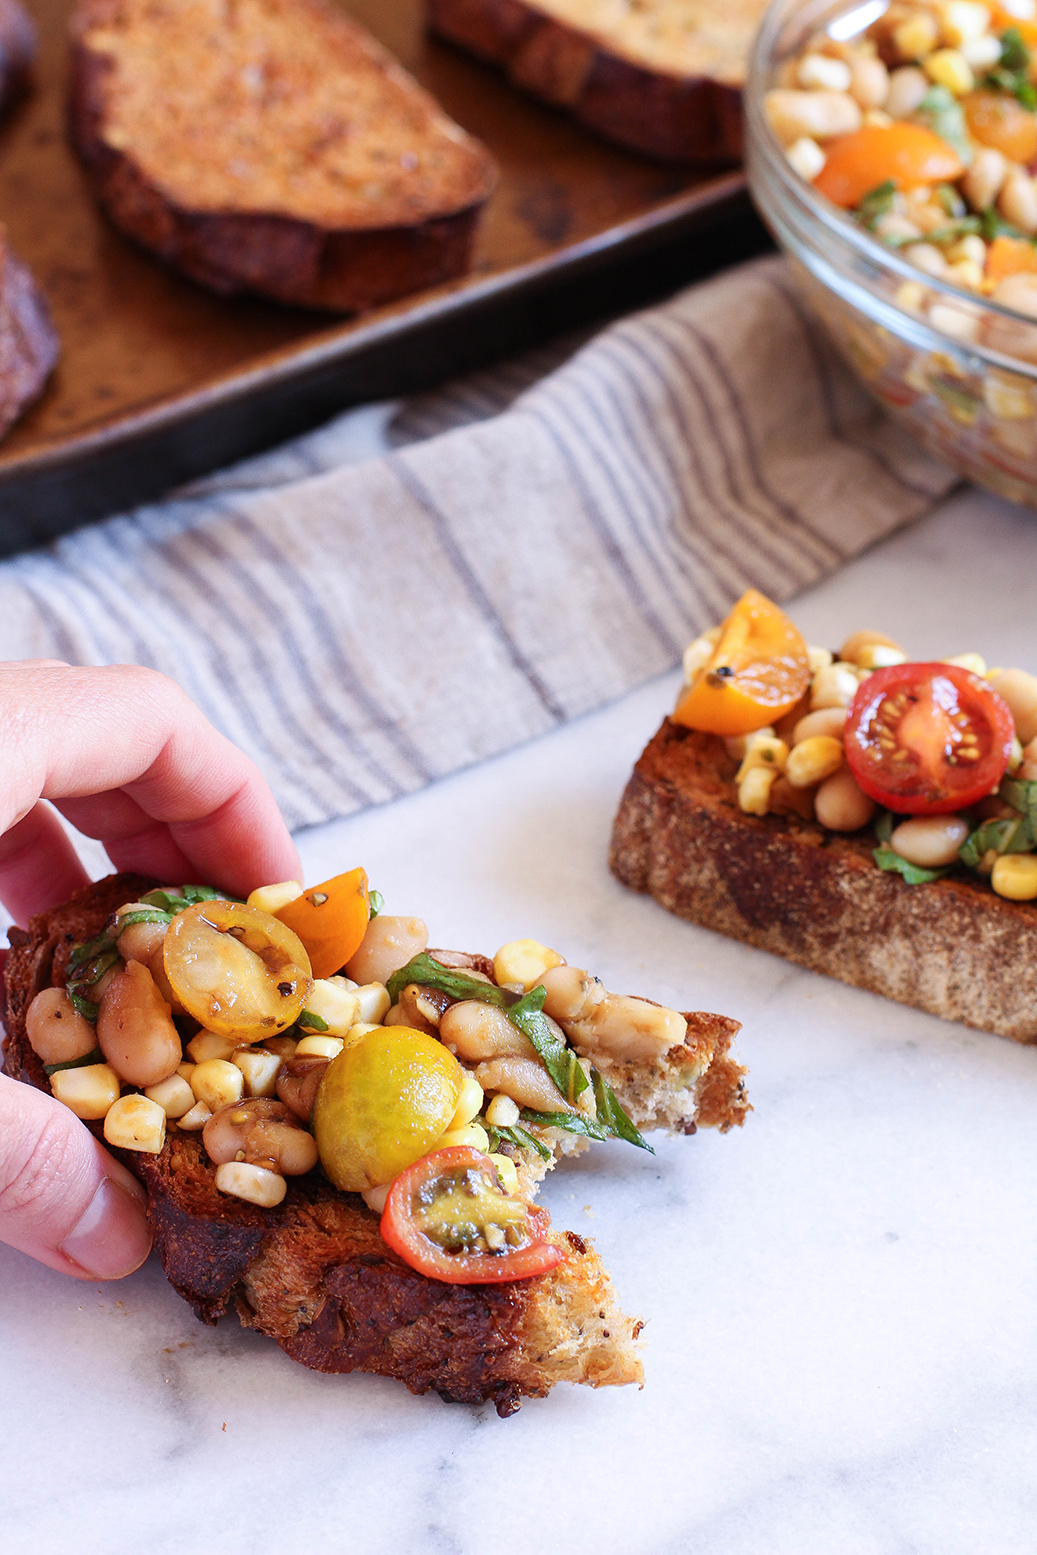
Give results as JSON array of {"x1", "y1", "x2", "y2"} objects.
[{"x1": 746, "y1": 0, "x2": 1037, "y2": 507}]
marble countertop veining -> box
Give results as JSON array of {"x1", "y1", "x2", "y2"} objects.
[{"x1": 2, "y1": 488, "x2": 1037, "y2": 1555}]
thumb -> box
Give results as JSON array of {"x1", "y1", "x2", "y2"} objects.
[{"x1": 0, "y1": 1075, "x2": 153, "y2": 1278}]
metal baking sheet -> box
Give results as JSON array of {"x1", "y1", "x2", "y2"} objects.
[{"x1": 0, "y1": 0, "x2": 752, "y2": 548}]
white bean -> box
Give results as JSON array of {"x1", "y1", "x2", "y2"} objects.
[
  {"x1": 814, "y1": 768, "x2": 876, "y2": 831},
  {"x1": 96, "y1": 961, "x2": 181, "y2": 1088},
  {"x1": 988, "y1": 668, "x2": 1037, "y2": 744},
  {"x1": 848, "y1": 53, "x2": 889, "y2": 108},
  {"x1": 890, "y1": 815, "x2": 970, "y2": 868},
  {"x1": 25, "y1": 987, "x2": 97, "y2": 1065},
  {"x1": 345, "y1": 915, "x2": 428, "y2": 986},
  {"x1": 793, "y1": 706, "x2": 847, "y2": 744},
  {"x1": 999, "y1": 170, "x2": 1037, "y2": 236},
  {"x1": 962, "y1": 147, "x2": 1007, "y2": 212},
  {"x1": 764, "y1": 88, "x2": 861, "y2": 145},
  {"x1": 811, "y1": 662, "x2": 860, "y2": 710},
  {"x1": 884, "y1": 65, "x2": 929, "y2": 118}
]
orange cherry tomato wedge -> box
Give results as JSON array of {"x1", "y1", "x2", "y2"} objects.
[
  {"x1": 380, "y1": 1147, "x2": 565, "y2": 1285},
  {"x1": 673, "y1": 589, "x2": 810, "y2": 737},
  {"x1": 275, "y1": 867, "x2": 370, "y2": 979},
  {"x1": 844, "y1": 663, "x2": 1015, "y2": 814},
  {"x1": 985, "y1": 235, "x2": 1037, "y2": 283},
  {"x1": 814, "y1": 123, "x2": 964, "y2": 209},
  {"x1": 963, "y1": 90, "x2": 1037, "y2": 166}
]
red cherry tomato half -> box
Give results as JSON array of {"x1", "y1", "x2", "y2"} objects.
[
  {"x1": 380, "y1": 1146, "x2": 564, "y2": 1285},
  {"x1": 844, "y1": 663, "x2": 1015, "y2": 815}
]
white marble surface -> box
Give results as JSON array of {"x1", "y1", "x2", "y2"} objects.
[{"x1": 2, "y1": 487, "x2": 1037, "y2": 1555}]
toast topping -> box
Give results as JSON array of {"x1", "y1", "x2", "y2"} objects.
[
  {"x1": 28, "y1": 871, "x2": 732, "y2": 1282},
  {"x1": 676, "y1": 591, "x2": 1037, "y2": 900}
]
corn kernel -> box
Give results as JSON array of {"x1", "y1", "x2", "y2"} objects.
[
  {"x1": 176, "y1": 1060, "x2": 196, "y2": 1082},
  {"x1": 232, "y1": 1047, "x2": 282, "y2": 1097},
  {"x1": 190, "y1": 1058, "x2": 244, "y2": 1111},
  {"x1": 437, "y1": 1122, "x2": 491, "y2": 1152},
  {"x1": 856, "y1": 644, "x2": 908, "y2": 669},
  {"x1": 807, "y1": 645, "x2": 833, "y2": 674},
  {"x1": 924, "y1": 47, "x2": 974, "y2": 94},
  {"x1": 724, "y1": 725, "x2": 776, "y2": 762},
  {"x1": 682, "y1": 631, "x2": 718, "y2": 681},
  {"x1": 348, "y1": 983, "x2": 390, "y2": 1024},
  {"x1": 944, "y1": 652, "x2": 987, "y2": 675},
  {"x1": 449, "y1": 1070, "x2": 485, "y2": 1131},
  {"x1": 299, "y1": 978, "x2": 360, "y2": 1037},
  {"x1": 811, "y1": 662, "x2": 861, "y2": 709},
  {"x1": 895, "y1": 280, "x2": 927, "y2": 312},
  {"x1": 945, "y1": 259, "x2": 985, "y2": 294},
  {"x1": 786, "y1": 135, "x2": 826, "y2": 181},
  {"x1": 1008, "y1": 734, "x2": 1024, "y2": 774},
  {"x1": 797, "y1": 53, "x2": 852, "y2": 91},
  {"x1": 787, "y1": 735, "x2": 845, "y2": 787},
  {"x1": 736, "y1": 735, "x2": 789, "y2": 782},
  {"x1": 246, "y1": 880, "x2": 302, "y2": 914},
  {"x1": 893, "y1": 11, "x2": 940, "y2": 58},
  {"x1": 361, "y1": 1183, "x2": 391, "y2": 1214},
  {"x1": 103, "y1": 1093, "x2": 167, "y2": 1154},
  {"x1": 984, "y1": 373, "x2": 1034, "y2": 420},
  {"x1": 177, "y1": 1101, "x2": 212, "y2": 1131},
  {"x1": 345, "y1": 1021, "x2": 382, "y2": 1042},
  {"x1": 50, "y1": 1063, "x2": 121, "y2": 1121},
  {"x1": 942, "y1": 1, "x2": 991, "y2": 45},
  {"x1": 991, "y1": 854, "x2": 1037, "y2": 900},
  {"x1": 961, "y1": 32, "x2": 1001, "y2": 67},
  {"x1": 737, "y1": 766, "x2": 777, "y2": 815},
  {"x1": 493, "y1": 939, "x2": 565, "y2": 992},
  {"x1": 947, "y1": 233, "x2": 987, "y2": 268},
  {"x1": 488, "y1": 1154, "x2": 520, "y2": 1196},
  {"x1": 144, "y1": 1073, "x2": 196, "y2": 1118},
  {"x1": 485, "y1": 1093, "x2": 521, "y2": 1128},
  {"x1": 214, "y1": 1161, "x2": 287, "y2": 1208},
  {"x1": 294, "y1": 1034, "x2": 344, "y2": 1060},
  {"x1": 187, "y1": 1031, "x2": 240, "y2": 1064}
]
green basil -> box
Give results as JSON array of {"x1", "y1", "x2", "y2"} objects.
[
  {"x1": 519, "y1": 1108, "x2": 614, "y2": 1144},
  {"x1": 875, "y1": 810, "x2": 895, "y2": 845},
  {"x1": 113, "y1": 908, "x2": 174, "y2": 929},
  {"x1": 959, "y1": 815, "x2": 1032, "y2": 870},
  {"x1": 913, "y1": 85, "x2": 972, "y2": 166},
  {"x1": 1000, "y1": 24, "x2": 1030, "y2": 73},
  {"x1": 45, "y1": 1046, "x2": 104, "y2": 1076},
  {"x1": 874, "y1": 843, "x2": 949, "y2": 885},
  {"x1": 980, "y1": 208, "x2": 1033, "y2": 242},
  {"x1": 857, "y1": 179, "x2": 896, "y2": 228},
  {"x1": 69, "y1": 992, "x2": 100, "y2": 1022},
  {"x1": 486, "y1": 1122, "x2": 551, "y2": 1161},
  {"x1": 1001, "y1": 776, "x2": 1037, "y2": 825},
  {"x1": 368, "y1": 889, "x2": 384, "y2": 919},
  {"x1": 386, "y1": 951, "x2": 648, "y2": 1150},
  {"x1": 298, "y1": 1009, "x2": 329, "y2": 1032}
]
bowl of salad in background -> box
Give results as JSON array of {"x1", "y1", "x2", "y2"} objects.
[{"x1": 747, "y1": 0, "x2": 1037, "y2": 506}]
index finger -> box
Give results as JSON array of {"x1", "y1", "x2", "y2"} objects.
[{"x1": 0, "y1": 662, "x2": 300, "y2": 900}]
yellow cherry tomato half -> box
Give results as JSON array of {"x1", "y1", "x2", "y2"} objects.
[
  {"x1": 163, "y1": 901, "x2": 312, "y2": 1041},
  {"x1": 814, "y1": 123, "x2": 963, "y2": 209},
  {"x1": 275, "y1": 867, "x2": 370, "y2": 979},
  {"x1": 312, "y1": 1026, "x2": 464, "y2": 1193},
  {"x1": 673, "y1": 589, "x2": 810, "y2": 736}
]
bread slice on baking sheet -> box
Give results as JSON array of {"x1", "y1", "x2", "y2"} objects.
[
  {"x1": 428, "y1": 0, "x2": 767, "y2": 162},
  {"x1": 0, "y1": 224, "x2": 58, "y2": 441},
  {"x1": 611, "y1": 720, "x2": 1037, "y2": 1043},
  {"x1": 69, "y1": 0, "x2": 498, "y2": 311},
  {"x1": 2, "y1": 872, "x2": 748, "y2": 1415}
]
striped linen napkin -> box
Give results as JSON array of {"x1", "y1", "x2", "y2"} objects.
[{"x1": 0, "y1": 256, "x2": 955, "y2": 832}]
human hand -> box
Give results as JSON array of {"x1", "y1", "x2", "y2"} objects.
[{"x1": 0, "y1": 661, "x2": 301, "y2": 1281}]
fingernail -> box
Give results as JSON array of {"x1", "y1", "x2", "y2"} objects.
[{"x1": 59, "y1": 1176, "x2": 153, "y2": 1279}]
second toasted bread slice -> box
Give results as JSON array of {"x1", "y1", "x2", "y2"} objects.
[{"x1": 69, "y1": 0, "x2": 498, "y2": 311}]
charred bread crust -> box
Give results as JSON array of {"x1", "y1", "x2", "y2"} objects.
[
  {"x1": 427, "y1": 0, "x2": 743, "y2": 164},
  {"x1": 0, "y1": 228, "x2": 59, "y2": 441},
  {"x1": 610, "y1": 719, "x2": 1037, "y2": 1043},
  {"x1": 68, "y1": 0, "x2": 498, "y2": 312},
  {"x1": 0, "y1": 0, "x2": 35, "y2": 119},
  {"x1": 1, "y1": 873, "x2": 652, "y2": 1413}
]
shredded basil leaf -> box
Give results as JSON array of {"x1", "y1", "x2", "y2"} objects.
[
  {"x1": 67, "y1": 931, "x2": 113, "y2": 971},
  {"x1": 113, "y1": 907, "x2": 173, "y2": 929},
  {"x1": 45, "y1": 1046, "x2": 104, "y2": 1076},
  {"x1": 1000, "y1": 24, "x2": 1030, "y2": 73},
  {"x1": 874, "y1": 810, "x2": 895, "y2": 845},
  {"x1": 1001, "y1": 775, "x2": 1037, "y2": 825},
  {"x1": 368, "y1": 889, "x2": 384, "y2": 919},
  {"x1": 857, "y1": 179, "x2": 896, "y2": 228},
  {"x1": 387, "y1": 952, "x2": 647, "y2": 1148},
  {"x1": 519, "y1": 1107, "x2": 614, "y2": 1144},
  {"x1": 913, "y1": 85, "x2": 972, "y2": 166},
  {"x1": 298, "y1": 1009, "x2": 329, "y2": 1032},
  {"x1": 959, "y1": 815, "x2": 1032, "y2": 870},
  {"x1": 69, "y1": 992, "x2": 99, "y2": 1022},
  {"x1": 935, "y1": 183, "x2": 965, "y2": 219},
  {"x1": 874, "y1": 843, "x2": 949, "y2": 885},
  {"x1": 926, "y1": 217, "x2": 982, "y2": 246},
  {"x1": 486, "y1": 1122, "x2": 551, "y2": 1161},
  {"x1": 980, "y1": 208, "x2": 1034, "y2": 242},
  {"x1": 67, "y1": 946, "x2": 121, "y2": 991}
]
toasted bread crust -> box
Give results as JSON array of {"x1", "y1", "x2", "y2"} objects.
[
  {"x1": 428, "y1": 0, "x2": 745, "y2": 163},
  {"x1": 69, "y1": 0, "x2": 497, "y2": 311},
  {"x1": 2, "y1": 873, "x2": 656, "y2": 1413},
  {"x1": 610, "y1": 719, "x2": 1037, "y2": 1042}
]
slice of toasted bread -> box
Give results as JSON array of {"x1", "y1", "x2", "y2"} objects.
[
  {"x1": 68, "y1": 0, "x2": 498, "y2": 311},
  {"x1": 610, "y1": 720, "x2": 1037, "y2": 1043},
  {"x1": 428, "y1": 0, "x2": 766, "y2": 162},
  {"x1": 2, "y1": 871, "x2": 747, "y2": 1413},
  {"x1": 0, "y1": 224, "x2": 58, "y2": 441},
  {"x1": 0, "y1": 0, "x2": 35, "y2": 118}
]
